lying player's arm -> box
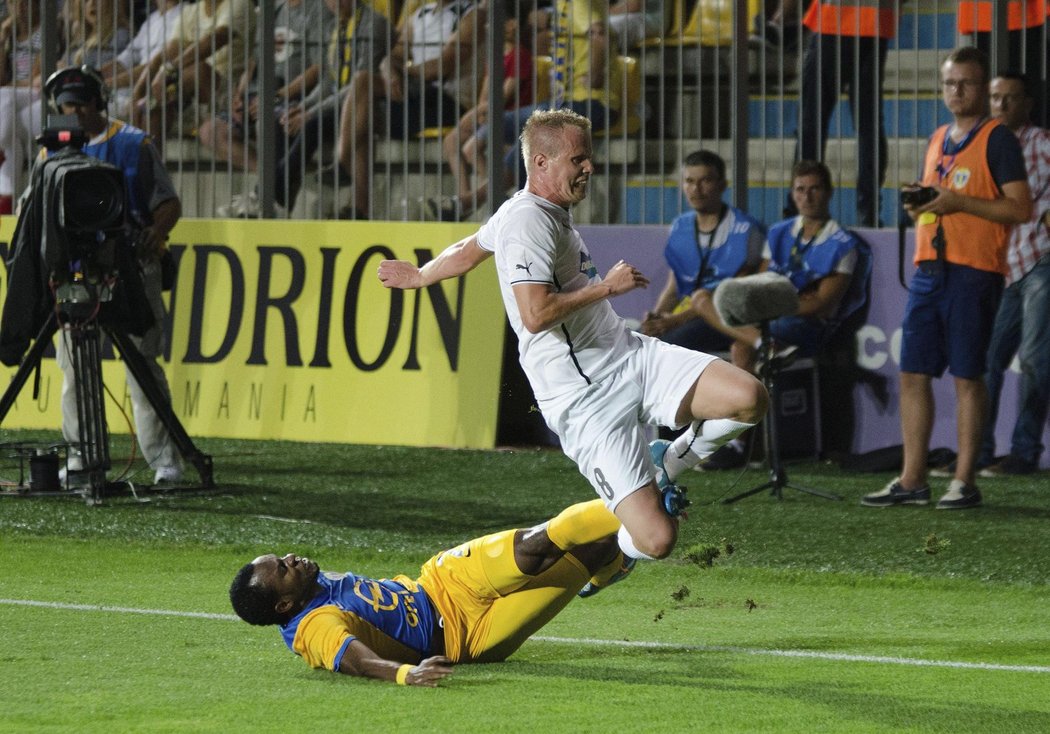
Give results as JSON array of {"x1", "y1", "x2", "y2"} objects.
[
  {"x1": 377, "y1": 235, "x2": 492, "y2": 289},
  {"x1": 338, "y1": 639, "x2": 454, "y2": 687},
  {"x1": 513, "y1": 260, "x2": 649, "y2": 333}
]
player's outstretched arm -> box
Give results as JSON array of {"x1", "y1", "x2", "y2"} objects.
[
  {"x1": 514, "y1": 259, "x2": 649, "y2": 333},
  {"x1": 338, "y1": 639, "x2": 455, "y2": 686},
  {"x1": 378, "y1": 235, "x2": 492, "y2": 290}
]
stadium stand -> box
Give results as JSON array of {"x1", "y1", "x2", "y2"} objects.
[{"x1": 3, "y1": 2, "x2": 1046, "y2": 226}]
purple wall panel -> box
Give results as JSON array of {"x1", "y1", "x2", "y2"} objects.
[{"x1": 580, "y1": 225, "x2": 1050, "y2": 467}]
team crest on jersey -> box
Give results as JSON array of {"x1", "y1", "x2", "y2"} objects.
[
  {"x1": 579, "y1": 252, "x2": 598, "y2": 278},
  {"x1": 952, "y1": 168, "x2": 971, "y2": 190}
]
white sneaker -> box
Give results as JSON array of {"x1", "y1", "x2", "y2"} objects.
[{"x1": 154, "y1": 465, "x2": 183, "y2": 484}]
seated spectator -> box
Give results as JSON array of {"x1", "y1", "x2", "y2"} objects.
[
  {"x1": 464, "y1": 0, "x2": 622, "y2": 209},
  {"x1": 61, "y1": 0, "x2": 133, "y2": 70},
  {"x1": 131, "y1": 0, "x2": 257, "y2": 152},
  {"x1": 640, "y1": 149, "x2": 765, "y2": 353},
  {"x1": 215, "y1": 0, "x2": 390, "y2": 218},
  {"x1": 427, "y1": 0, "x2": 534, "y2": 222},
  {"x1": 335, "y1": 0, "x2": 484, "y2": 220},
  {"x1": 197, "y1": 0, "x2": 332, "y2": 178},
  {"x1": 0, "y1": 0, "x2": 49, "y2": 213},
  {"x1": 98, "y1": 0, "x2": 186, "y2": 119},
  {"x1": 709, "y1": 160, "x2": 865, "y2": 373},
  {"x1": 609, "y1": 0, "x2": 667, "y2": 52}
]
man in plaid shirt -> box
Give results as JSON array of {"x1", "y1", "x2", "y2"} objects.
[{"x1": 981, "y1": 71, "x2": 1050, "y2": 476}]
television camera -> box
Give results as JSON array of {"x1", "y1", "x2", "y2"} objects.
[{"x1": 0, "y1": 114, "x2": 212, "y2": 502}]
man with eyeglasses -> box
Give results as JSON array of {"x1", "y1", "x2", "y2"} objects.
[{"x1": 862, "y1": 47, "x2": 1031, "y2": 511}]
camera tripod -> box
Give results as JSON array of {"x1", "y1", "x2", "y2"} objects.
[
  {"x1": 0, "y1": 309, "x2": 213, "y2": 503},
  {"x1": 722, "y1": 321, "x2": 840, "y2": 504}
]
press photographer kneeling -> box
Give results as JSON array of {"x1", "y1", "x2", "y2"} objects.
[{"x1": 1, "y1": 65, "x2": 184, "y2": 489}]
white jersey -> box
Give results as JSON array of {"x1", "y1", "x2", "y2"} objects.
[{"x1": 476, "y1": 191, "x2": 638, "y2": 400}]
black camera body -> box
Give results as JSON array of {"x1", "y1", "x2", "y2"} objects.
[
  {"x1": 900, "y1": 186, "x2": 938, "y2": 207},
  {"x1": 0, "y1": 116, "x2": 153, "y2": 366}
]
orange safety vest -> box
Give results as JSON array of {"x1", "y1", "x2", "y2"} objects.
[
  {"x1": 803, "y1": 1, "x2": 896, "y2": 38},
  {"x1": 958, "y1": 1, "x2": 1048, "y2": 33},
  {"x1": 916, "y1": 120, "x2": 1012, "y2": 274}
]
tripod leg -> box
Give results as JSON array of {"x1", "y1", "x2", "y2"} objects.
[
  {"x1": 107, "y1": 328, "x2": 213, "y2": 488},
  {"x1": 67, "y1": 323, "x2": 111, "y2": 502},
  {"x1": 0, "y1": 313, "x2": 59, "y2": 425},
  {"x1": 722, "y1": 321, "x2": 840, "y2": 503},
  {"x1": 784, "y1": 482, "x2": 842, "y2": 501},
  {"x1": 721, "y1": 480, "x2": 777, "y2": 504}
]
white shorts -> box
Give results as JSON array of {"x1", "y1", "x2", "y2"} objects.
[{"x1": 538, "y1": 335, "x2": 718, "y2": 511}]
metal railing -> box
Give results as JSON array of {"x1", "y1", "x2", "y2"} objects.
[{"x1": 5, "y1": 0, "x2": 1046, "y2": 226}]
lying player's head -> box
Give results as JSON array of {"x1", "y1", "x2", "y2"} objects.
[{"x1": 229, "y1": 553, "x2": 321, "y2": 626}]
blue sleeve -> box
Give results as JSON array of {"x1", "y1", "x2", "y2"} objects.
[{"x1": 987, "y1": 125, "x2": 1028, "y2": 190}]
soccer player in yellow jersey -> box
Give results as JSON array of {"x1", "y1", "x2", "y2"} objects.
[{"x1": 230, "y1": 499, "x2": 626, "y2": 686}]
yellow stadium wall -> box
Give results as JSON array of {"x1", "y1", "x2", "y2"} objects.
[{"x1": 0, "y1": 218, "x2": 505, "y2": 449}]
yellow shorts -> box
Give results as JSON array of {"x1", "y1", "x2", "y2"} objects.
[{"x1": 416, "y1": 528, "x2": 590, "y2": 663}]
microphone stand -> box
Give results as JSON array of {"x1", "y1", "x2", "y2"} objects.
[{"x1": 722, "y1": 320, "x2": 841, "y2": 504}]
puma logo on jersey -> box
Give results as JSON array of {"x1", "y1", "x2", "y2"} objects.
[{"x1": 515, "y1": 262, "x2": 533, "y2": 275}]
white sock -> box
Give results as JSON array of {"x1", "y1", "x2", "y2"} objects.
[
  {"x1": 617, "y1": 525, "x2": 656, "y2": 560},
  {"x1": 664, "y1": 418, "x2": 756, "y2": 480}
]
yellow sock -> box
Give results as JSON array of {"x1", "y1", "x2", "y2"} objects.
[{"x1": 545, "y1": 499, "x2": 621, "y2": 551}]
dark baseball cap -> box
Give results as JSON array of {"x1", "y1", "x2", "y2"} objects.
[{"x1": 53, "y1": 68, "x2": 98, "y2": 106}]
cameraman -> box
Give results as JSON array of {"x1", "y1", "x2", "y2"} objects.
[
  {"x1": 861, "y1": 48, "x2": 1031, "y2": 511},
  {"x1": 34, "y1": 65, "x2": 184, "y2": 485}
]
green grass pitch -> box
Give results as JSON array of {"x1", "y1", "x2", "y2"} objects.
[{"x1": 1, "y1": 430, "x2": 1048, "y2": 733}]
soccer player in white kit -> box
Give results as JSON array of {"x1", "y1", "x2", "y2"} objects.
[{"x1": 378, "y1": 109, "x2": 767, "y2": 571}]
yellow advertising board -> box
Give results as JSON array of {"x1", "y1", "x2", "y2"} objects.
[{"x1": 0, "y1": 218, "x2": 506, "y2": 448}]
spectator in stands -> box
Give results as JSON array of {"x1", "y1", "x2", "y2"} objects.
[
  {"x1": 196, "y1": 0, "x2": 331, "y2": 181},
  {"x1": 426, "y1": 1, "x2": 534, "y2": 222},
  {"x1": 475, "y1": 0, "x2": 622, "y2": 208},
  {"x1": 958, "y1": 1, "x2": 1049, "y2": 128},
  {"x1": 98, "y1": 0, "x2": 186, "y2": 119},
  {"x1": 216, "y1": 0, "x2": 391, "y2": 218},
  {"x1": 0, "y1": 0, "x2": 49, "y2": 213},
  {"x1": 861, "y1": 47, "x2": 1031, "y2": 510},
  {"x1": 774, "y1": 0, "x2": 896, "y2": 228},
  {"x1": 60, "y1": 0, "x2": 133, "y2": 70},
  {"x1": 131, "y1": 0, "x2": 256, "y2": 152},
  {"x1": 640, "y1": 149, "x2": 764, "y2": 355},
  {"x1": 336, "y1": 0, "x2": 484, "y2": 220},
  {"x1": 37, "y1": 65, "x2": 185, "y2": 484},
  {"x1": 978, "y1": 72, "x2": 1050, "y2": 477},
  {"x1": 608, "y1": 0, "x2": 667, "y2": 53}
]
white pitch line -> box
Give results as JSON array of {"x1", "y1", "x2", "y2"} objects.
[
  {"x1": 531, "y1": 636, "x2": 1050, "y2": 674},
  {"x1": 3, "y1": 598, "x2": 1048, "y2": 675},
  {"x1": 0, "y1": 598, "x2": 238, "y2": 621}
]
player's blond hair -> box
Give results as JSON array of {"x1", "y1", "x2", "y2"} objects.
[{"x1": 520, "y1": 108, "x2": 592, "y2": 173}]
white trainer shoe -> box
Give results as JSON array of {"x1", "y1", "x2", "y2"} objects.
[{"x1": 154, "y1": 465, "x2": 183, "y2": 484}]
